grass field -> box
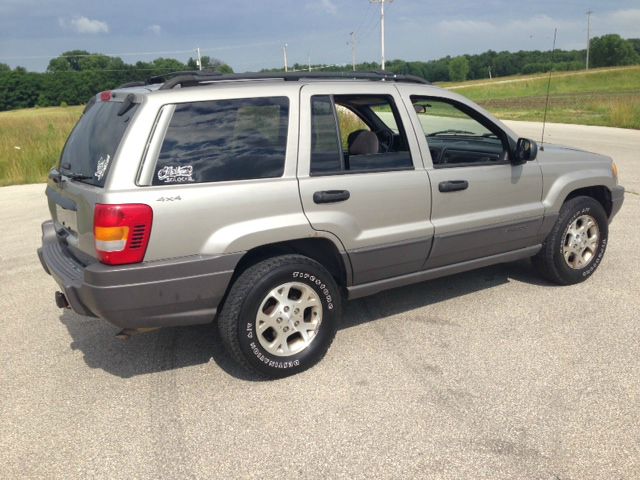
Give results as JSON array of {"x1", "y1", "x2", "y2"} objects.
[
  {"x1": 442, "y1": 66, "x2": 640, "y2": 129},
  {"x1": 0, "y1": 106, "x2": 82, "y2": 186},
  {"x1": 0, "y1": 66, "x2": 638, "y2": 186}
]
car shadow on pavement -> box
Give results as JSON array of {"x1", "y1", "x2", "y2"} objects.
[{"x1": 59, "y1": 259, "x2": 553, "y2": 381}]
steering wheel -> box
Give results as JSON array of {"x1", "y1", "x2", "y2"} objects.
[{"x1": 374, "y1": 129, "x2": 394, "y2": 153}]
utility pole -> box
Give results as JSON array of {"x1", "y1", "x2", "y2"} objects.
[
  {"x1": 349, "y1": 32, "x2": 357, "y2": 71},
  {"x1": 370, "y1": 0, "x2": 393, "y2": 70},
  {"x1": 586, "y1": 10, "x2": 593, "y2": 70},
  {"x1": 283, "y1": 43, "x2": 289, "y2": 72},
  {"x1": 308, "y1": 54, "x2": 311, "y2": 72},
  {"x1": 196, "y1": 47, "x2": 202, "y2": 71}
]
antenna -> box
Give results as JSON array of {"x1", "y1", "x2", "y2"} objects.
[{"x1": 540, "y1": 27, "x2": 557, "y2": 152}]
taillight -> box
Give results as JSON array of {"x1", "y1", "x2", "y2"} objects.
[
  {"x1": 94, "y1": 204, "x2": 153, "y2": 265},
  {"x1": 100, "y1": 91, "x2": 112, "y2": 102}
]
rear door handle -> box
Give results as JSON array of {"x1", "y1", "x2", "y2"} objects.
[
  {"x1": 438, "y1": 180, "x2": 469, "y2": 193},
  {"x1": 313, "y1": 190, "x2": 351, "y2": 204}
]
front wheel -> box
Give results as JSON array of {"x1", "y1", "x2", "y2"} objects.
[
  {"x1": 218, "y1": 255, "x2": 341, "y2": 378},
  {"x1": 532, "y1": 196, "x2": 608, "y2": 285}
]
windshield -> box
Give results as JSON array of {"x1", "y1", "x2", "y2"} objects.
[{"x1": 59, "y1": 101, "x2": 138, "y2": 187}]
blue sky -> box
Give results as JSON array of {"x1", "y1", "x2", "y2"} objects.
[{"x1": 1, "y1": 0, "x2": 639, "y2": 72}]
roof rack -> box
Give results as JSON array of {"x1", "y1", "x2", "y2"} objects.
[{"x1": 151, "y1": 70, "x2": 430, "y2": 90}]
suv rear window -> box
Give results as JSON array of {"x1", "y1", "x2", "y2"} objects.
[
  {"x1": 59, "y1": 101, "x2": 138, "y2": 187},
  {"x1": 153, "y1": 97, "x2": 289, "y2": 185}
]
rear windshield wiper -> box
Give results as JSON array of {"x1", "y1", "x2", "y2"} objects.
[{"x1": 60, "y1": 170, "x2": 93, "y2": 181}]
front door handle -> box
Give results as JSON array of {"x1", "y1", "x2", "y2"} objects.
[
  {"x1": 313, "y1": 190, "x2": 351, "y2": 204},
  {"x1": 439, "y1": 180, "x2": 469, "y2": 193}
]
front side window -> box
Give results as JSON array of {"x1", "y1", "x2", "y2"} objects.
[
  {"x1": 310, "y1": 94, "x2": 413, "y2": 175},
  {"x1": 153, "y1": 97, "x2": 289, "y2": 185},
  {"x1": 411, "y1": 96, "x2": 508, "y2": 168}
]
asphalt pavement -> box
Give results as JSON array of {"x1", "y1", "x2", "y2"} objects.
[{"x1": 1, "y1": 121, "x2": 638, "y2": 479}]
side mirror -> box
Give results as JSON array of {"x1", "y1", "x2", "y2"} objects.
[
  {"x1": 414, "y1": 104, "x2": 427, "y2": 114},
  {"x1": 513, "y1": 138, "x2": 538, "y2": 165}
]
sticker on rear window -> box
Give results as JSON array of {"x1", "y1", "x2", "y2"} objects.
[
  {"x1": 157, "y1": 165, "x2": 194, "y2": 183},
  {"x1": 94, "y1": 154, "x2": 110, "y2": 181}
]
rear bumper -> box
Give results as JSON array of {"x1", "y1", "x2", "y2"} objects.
[
  {"x1": 609, "y1": 185, "x2": 624, "y2": 222},
  {"x1": 38, "y1": 221, "x2": 242, "y2": 329}
]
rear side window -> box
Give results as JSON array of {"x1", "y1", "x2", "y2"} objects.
[
  {"x1": 309, "y1": 94, "x2": 412, "y2": 175},
  {"x1": 59, "y1": 101, "x2": 138, "y2": 187},
  {"x1": 310, "y1": 96, "x2": 343, "y2": 174},
  {"x1": 153, "y1": 97, "x2": 289, "y2": 185}
]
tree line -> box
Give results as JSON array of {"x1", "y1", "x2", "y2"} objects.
[
  {"x1": 0, "y1": 51, "x2": 233, "y2": 111},
  {"x1": 1, "y1": 34, "x2": 638, "y2": 111}
]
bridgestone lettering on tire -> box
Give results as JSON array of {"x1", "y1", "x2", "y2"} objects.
[
  {"x1": 218, "y1": 254, "x2": 341, "y2": 378},
  {"x1": 533, "y1": 196, "x2": 608, "y2": 285}
]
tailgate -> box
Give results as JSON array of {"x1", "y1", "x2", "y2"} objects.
[
  {"x1": 46, "y1": 93, "x2": 140, "y2": 260},
  {"x1": 46, "y1": 180, "x2": 101, "y2": 260}
]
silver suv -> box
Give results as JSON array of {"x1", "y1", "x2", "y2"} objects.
[{"x1": 38, "y1": 71, "x2": 624, "y2": 378}]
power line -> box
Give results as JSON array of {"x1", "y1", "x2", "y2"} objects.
[
  {"x1": 0, "y1": 40, "x2": 283, "y2": 61},
  {"x1": 353, "y1": 3, "x2": 377, "y2": 37}
]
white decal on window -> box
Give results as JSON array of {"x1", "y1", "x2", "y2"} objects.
[
  {"x1": 95, "y1": 154, "x2": 110, "y2": 180},
  {"x1": 157, "y1": 165, "x2": 194, "y2": 183}
]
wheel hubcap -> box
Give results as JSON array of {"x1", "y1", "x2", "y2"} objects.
[
  {"x1": 562, "y1": 214, "x2": 600, "y2": 269},
  {"x1": 255, "y1": 282, "x2": 322, "y2": 357}
]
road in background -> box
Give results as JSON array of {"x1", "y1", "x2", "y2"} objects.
[{"x1": 1, "y1": 122, "x2": 638, "y2": 479}]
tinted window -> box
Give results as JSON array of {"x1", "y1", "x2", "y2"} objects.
[
  {"x1": 154, "y1": 97, "x2": 289, "y2": 185},
  {"x1": 310, "y1": 96, "x2": 342, "y2": 174},
  {"x1": 59, "y1": 101, "x2": 138, "y2": 187}
]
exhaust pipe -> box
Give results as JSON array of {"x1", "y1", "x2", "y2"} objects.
[
  {"x1": 55, "y1": 291, "x2": 70, "y2": 309},
  {"x1": 115, "y1": 327, "x2": 160, "y2": 341}
]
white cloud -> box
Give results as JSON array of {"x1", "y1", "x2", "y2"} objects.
[
  {"x1": 306, "y1": 0, "x2": 337, "y2": 16},
  {"x1": 59, "y1": 16, "x2": 109, "y2": 34},
  {"x1": 437, "y1": 19, "x2": 494, "y2": 34},
  {"x1": 600, "y1": 9, "x2": 640, "y2": 38},
  {"x1": 321, "y1": 0, "x2": 337, "y2": 15},
  {"x1": 146, "y1": 24, "x2": 162, "y2": 35}
]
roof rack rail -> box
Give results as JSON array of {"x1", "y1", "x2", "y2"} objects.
[
  {"x1": 116, "y1": 81, "x2": 147, "y2": 89},
  {"x1": 155, "y1": 70, "x2": 430, "y2": 90}
]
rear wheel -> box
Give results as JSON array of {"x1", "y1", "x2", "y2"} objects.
[
  {"x1": 218, "y1": 254, "x2": 341, "y2": 378},
  {"x1": 533, "y1": 196, "x2": 608, "y2": 285}
]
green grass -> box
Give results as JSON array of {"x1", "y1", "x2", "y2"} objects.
[
  {"x1": 442, "y1": 66, "x2": 640, "y2": 129},
  {"x1": 0, "y1": 106, "x2": 82, "y2": 186}
]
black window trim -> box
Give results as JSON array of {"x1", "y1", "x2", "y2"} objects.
[{"x1": 411, "y1": 95, "x2": 514, "y2": 169}]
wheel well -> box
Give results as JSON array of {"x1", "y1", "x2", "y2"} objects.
[
  {"x1": 565, "y1": 186, "x2": 612, "y2": 217},
  {"x1": 231, "y1": 238, "x2": 350, "y2": 287}
]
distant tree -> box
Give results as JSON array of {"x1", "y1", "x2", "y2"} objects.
[
  {"x1": 628, "y1": 38, "x2": 640, "y2": 56},
  {"x1": 0, "y1": 63, "x2": 10, "y2": 73},
  {"x1": 186, "y1": 55, "x2": 234, "y2": 73},
  {"x1": 448, "y1": 56, "x2": 470, "y2": 81},
  {"x1": 590, "y1": 34, "x2": 640, "y2": 68}
]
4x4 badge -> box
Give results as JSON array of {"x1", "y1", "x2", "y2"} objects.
[{"x1": 156, "y1": 196, "x2": 182, "y2": 202}]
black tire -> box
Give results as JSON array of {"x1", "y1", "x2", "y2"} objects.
[
  {"x1": 532, "y1": 196, "x2": 608, "y2": 285},
  {"x1": 218, "y1": 254, "x2": 341, "y2": 379}
]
